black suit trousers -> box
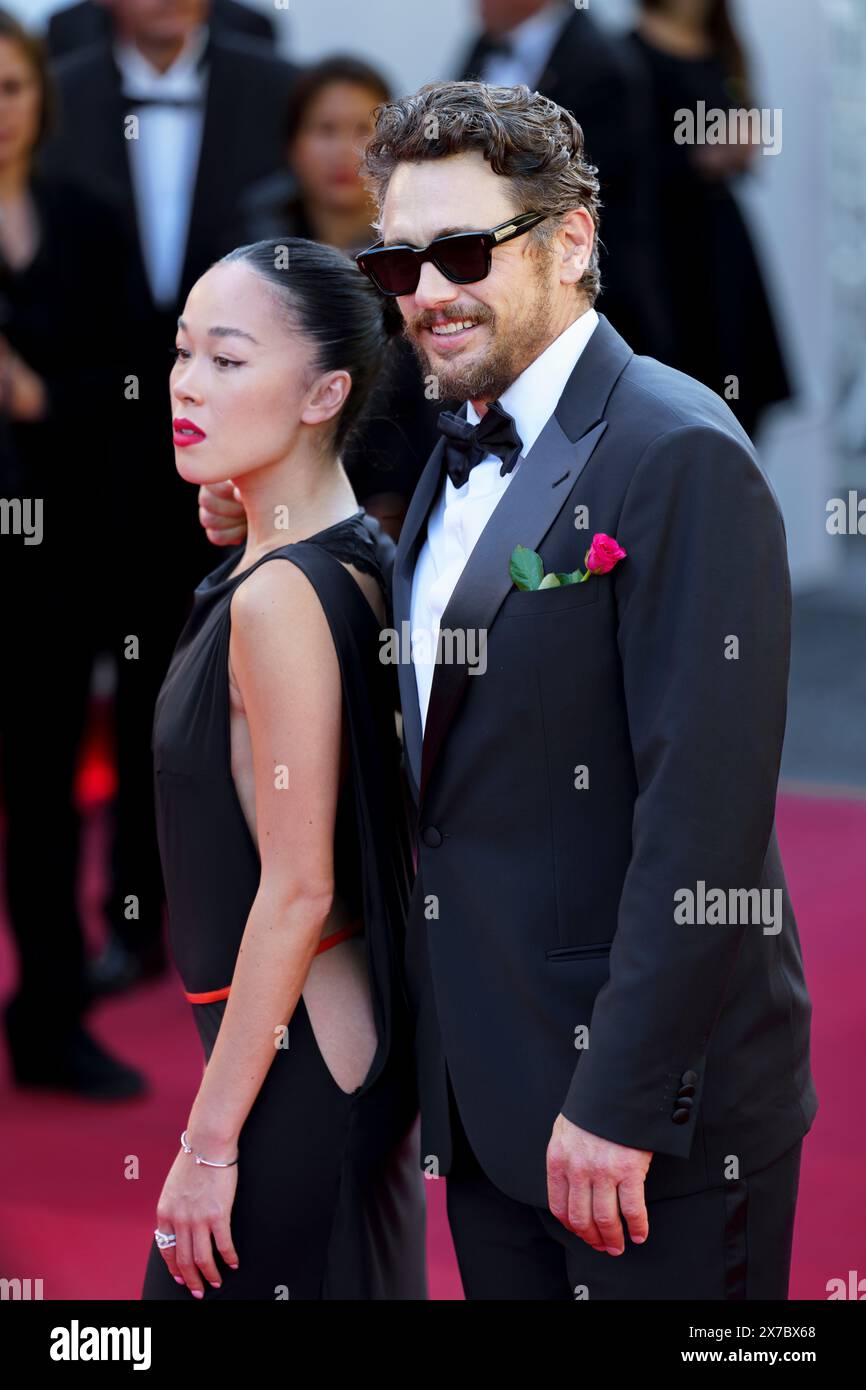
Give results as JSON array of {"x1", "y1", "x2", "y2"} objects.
[{"x1": 444, "y1": 1067, "x2": 803, "y2": 1301}]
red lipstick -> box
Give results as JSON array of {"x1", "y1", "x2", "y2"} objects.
[{"x1": 173, "y1": 417, "x2": 206, "y2": 447}]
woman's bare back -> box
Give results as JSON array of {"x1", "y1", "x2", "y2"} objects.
[{"x1": 228, "y1": 558, "x2": 385, "y2": 1094}]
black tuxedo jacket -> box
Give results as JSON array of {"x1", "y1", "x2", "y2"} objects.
[
  {"x1": 42, "y1": 29, "x2": 296, "y2": 321},
  {"x1": 458, "y1": 8, "x2": 671, "y2": 360},
  {"x1": 46, "y1": 0, "x2": 276, "y2": 59},
  {"x1": 394, "y1": 314, "x2": 817, "y2": 1208}
]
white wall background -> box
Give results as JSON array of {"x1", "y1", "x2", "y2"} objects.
[{"x1": 16, "y1": 0, "x2": 838, "y2": 589}]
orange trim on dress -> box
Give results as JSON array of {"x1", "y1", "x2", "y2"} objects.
[{"x1": 183, "y1": 919, "x2": 365, "y2": 1004}]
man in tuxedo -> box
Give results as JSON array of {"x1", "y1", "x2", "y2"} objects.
[
  {"x1": 40, "y1": 0, "x2": 297, "y2": 991},
  {"x1": 46, "y1": 0, "x2": 276, "y2": 57},
  {"x1": 458, "y1": 0, "x2": 671, "y2": 360},
  {"x1": 197, "y1": 80, "x2": 817, "y2": 1299}
]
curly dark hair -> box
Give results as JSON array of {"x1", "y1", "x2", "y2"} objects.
[{"x1": 361, "y1": 80, "x2": 602, "y2": 303}]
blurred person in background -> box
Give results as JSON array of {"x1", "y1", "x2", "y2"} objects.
[
  {"x1": 458, "y1": 0, "x2": 672, "y2": 360},
  {"x1": 40, "y1": 0, "x2": 298, "y2": 996},
  {"x1": 46, "y1": 0, "x2": 276, "y2": 57},
  {"x1": 629, "y1": 0, "x2": 792, "y2": 438},
  {"x1": 230, "y1": 54, "x2": 444, "y2": 539},
  {"x1": 0, "y1": 9, "x2": 144, "y2": 1097}
]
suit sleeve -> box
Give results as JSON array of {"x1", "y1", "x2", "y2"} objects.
[{"x1": 560, "y1": 423, "x2": 792, "y2": 1157}]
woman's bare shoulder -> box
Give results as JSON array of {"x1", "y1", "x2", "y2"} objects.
[{"x1": 228, "y1": 555, "x2": 337, "y2": 694}]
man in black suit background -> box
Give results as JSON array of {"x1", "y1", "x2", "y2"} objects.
[
  {"x1": 458, "y1": 0, "x2": 671, "y2": 360},
  {"x1": 40, "y1": 0, "x2": 297, "y2": 991},
  {"x1": 45, "y1": 0, "x2": 275, "y2": 57}
]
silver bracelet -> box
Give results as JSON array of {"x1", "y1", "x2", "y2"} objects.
[{"x1": 180, "y1": 1128, "x2": 238, "y2": 1167}]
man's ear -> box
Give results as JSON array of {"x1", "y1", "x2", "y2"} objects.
[{"x1": 557, "y1": 208, "x2": 595, "y2": 287}]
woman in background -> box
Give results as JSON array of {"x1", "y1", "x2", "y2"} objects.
[
  {"x1": 230, "y1": 55, "x2": 442, "y2": 539},
  {"x1": 630, "y1": 0, "x2": 792, "y2": 438},
  {"x1": 0, "y1": 9, "x2": 143, "y2": 1098}
]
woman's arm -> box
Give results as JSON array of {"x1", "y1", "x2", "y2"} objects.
[
  {"x1": 187, "y1": 556, "x2": 342, "y2": 1152},
  {"x1": 153, "y1": 556, "x2": 342, "y2": 1296}
]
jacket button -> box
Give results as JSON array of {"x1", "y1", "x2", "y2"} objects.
[
  {"x1": 674, "y1": 1095, "x2": 694, "y2": 1109},
  {"x1": 671, "y1": 1108, "x2": 691, "y2": 1125},
  {"x1": 421, "y1": 826, "x2": 442, "y2": 847},
  {"x1": 680, "y1": 1069, "x2": 698, "y2": 1086},
  {"x1": 677, "y1": 1084, "x2": 696, "y2": 1098}
]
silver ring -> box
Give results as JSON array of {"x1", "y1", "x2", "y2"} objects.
[{"x1": 154, "y1": 1228, "x2": 177, "y2": 1250}]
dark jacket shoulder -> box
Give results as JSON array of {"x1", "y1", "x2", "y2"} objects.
[
  {"x1": 207, "y1": 29, "x2": 297, "y2": 84},
  {"x1": 612, "y1": 351, "x2": 757, "y2": 459}
]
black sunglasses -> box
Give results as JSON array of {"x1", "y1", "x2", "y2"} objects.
[{"x1": 354, "y1": 211, "x2": 548, "y2": 297}]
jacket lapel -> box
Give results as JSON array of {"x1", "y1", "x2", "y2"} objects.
[
  {"x1": 178, "y1": 33, "x2": 223, "y2": 295},
  {"x1": 419, "y1": 414, "x2": 607, "y2": 803},
  {"x1": 395, "y1": 313, "x2": 633, "y2": 809},
  {"x1": 97, "y1": 50, "x2": 141, "y2": 215}
]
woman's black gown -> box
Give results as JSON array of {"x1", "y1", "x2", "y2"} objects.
[
  {"x1": 0, "y1": 171, "x2": 136, "y2": 1071},
  {"x1": 140, "y1": 511, "x2": 427, "y2": 1299}
]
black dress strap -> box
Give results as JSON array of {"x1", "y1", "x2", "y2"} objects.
[{"x1": 316, "y1": 512, "x2": 387, "y2": 594}]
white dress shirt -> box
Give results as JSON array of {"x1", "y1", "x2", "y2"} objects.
[
  {"x1": 115, "y1": 25, "x2": 209, "y2": 308},
  {"x1": 480, "y1": 0, "x2": 569, "y2": 89},
  {"x1": 410, "y1": 307, "x2": 599, "y2": 731}
]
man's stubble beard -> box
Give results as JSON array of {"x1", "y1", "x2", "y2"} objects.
[{"x1": 406, "y1": 256, "x2": 556, "y2": 404}]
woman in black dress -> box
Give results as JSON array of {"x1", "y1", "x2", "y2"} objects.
[
  {"x1": 140, "y1": 238, "x2": 426, "y2": 1300},
  {"x1": 0, "y1": 9, "x2": 143, "y2": 1097},
  {"x1": 630, "y1": 0, "x2": 792, "y2": 438}
]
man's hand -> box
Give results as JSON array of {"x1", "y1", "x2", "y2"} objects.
[
  {"x1": 198, "y1": 480, "x2": 248, "y2": 547},
  {"x1": 547, "y1": 1113, "x2": 652, "y2": 1255},
  {"x1": 0, "y1": 334, "x2": 47, "y2": 421}
]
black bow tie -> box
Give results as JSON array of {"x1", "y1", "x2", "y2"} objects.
[{"x1": 436, "y1": 400, "x2": 523, "y2": 489}]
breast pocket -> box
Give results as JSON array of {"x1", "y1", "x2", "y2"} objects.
[
  {"x1": 545, "y1": 941, "x2": 612, "y2": 962},
  {"x1": 502, "y1": 579, "x2": 600, "y2": 616}
]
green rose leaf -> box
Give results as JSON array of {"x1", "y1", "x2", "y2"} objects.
[
  {"x1": 509, "y1": 545, "x2": 544, "y2": 591},
  {"x1": 538, "y1": 572, "x2": 561, "y2": 588},
  {"x1": 554, "y1": 569, "x2": 584, "y2": 586}
]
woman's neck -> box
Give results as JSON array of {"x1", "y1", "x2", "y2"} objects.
[
  {"x1": 234, "y1": 445, "x2": 359, "y2": 561},
  {"x1": 0, "y1": 157, "x2": 31, "y2": 201},
  {"x1": 637, "y1": 10, "x2": 713, "y2": 58}
]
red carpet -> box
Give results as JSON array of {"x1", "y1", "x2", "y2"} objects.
[{"x1": 0, "y1": 786, "x2": 861, "y2": 1300}]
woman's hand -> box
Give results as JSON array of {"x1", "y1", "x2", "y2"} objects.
[
  {"x1": 154, "y1": 1141, "x2": 240, "y2": 1296},
  {"x1": 198, "y1": 479, "x2": 248, "y2": 547}
]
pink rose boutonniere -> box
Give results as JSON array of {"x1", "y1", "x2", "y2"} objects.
[
  {"x1": 509, "y1": 532, "x2": 627, "y2": 591},
  {"x1": 584, "y1": 533, "x2": 627, "y2": 575}
]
